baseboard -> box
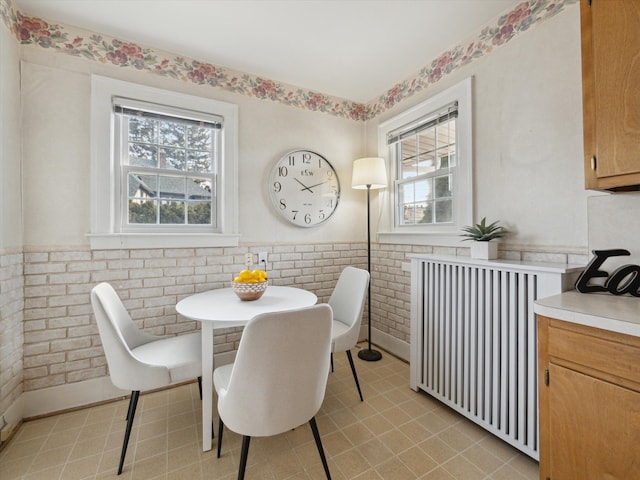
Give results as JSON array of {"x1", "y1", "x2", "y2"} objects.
[
  {"x1": 20, "y1": 350, "x2": 237, "y2": 419},
  {"x1": 359, "y1": 325, "x2": 410, "y2": 362}
]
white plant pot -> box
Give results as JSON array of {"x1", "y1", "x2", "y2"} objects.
[{"x1": 470, "y1": 240, "x2": 499, "y2": 260}]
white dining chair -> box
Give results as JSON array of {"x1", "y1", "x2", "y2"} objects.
[
  {"x1": 214, "y1": 304, "x2": 333, "y2": 480},
  {"x1": 90, "y1": 282, "x2": 202, "y2": 475},
  {"x1": 328, "y1": 266, "x2": 370, "y2": 401}
]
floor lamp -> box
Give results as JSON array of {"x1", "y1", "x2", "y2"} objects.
[{"x1": 352, "y1": 157, "x2": 388, "y2": 362}]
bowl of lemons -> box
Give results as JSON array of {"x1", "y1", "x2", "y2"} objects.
[{"x1": 232, "y1": 269, "x2": 268, "y2": 301}]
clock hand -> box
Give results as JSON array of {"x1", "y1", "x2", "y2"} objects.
[
  {"x1": 305, "y1": 181, "x2": 328, "y2": 190},
  {"x1": 294, "y1": 178, "x2": 314, "y2": 193}
]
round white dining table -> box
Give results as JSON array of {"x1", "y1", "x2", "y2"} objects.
[{"x1": 176, "y1": 285, "x2": 318, "y2": 451}]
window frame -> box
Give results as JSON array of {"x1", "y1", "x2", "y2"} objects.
[
  {"x1": 378, "y1": 77, "x2": 473, "y2": 246},
  {"x1": 89, "y1": 75, "x2": 239, "y2": 249}
]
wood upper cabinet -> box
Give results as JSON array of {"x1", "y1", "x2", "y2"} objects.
[
  {"x1": 538, "y1": 316, "x2": 640, "y2": 479},
  {"x1": 581, "y1": 0, "x2": 640, "y2": 190}
]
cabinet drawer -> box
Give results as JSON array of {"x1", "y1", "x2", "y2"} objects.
[{"x1": 548, "y1": 321, "x2": 640, "y2": 387}]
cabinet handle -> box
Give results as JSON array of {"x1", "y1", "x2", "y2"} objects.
[{"x1": 591, "y1": 156, "x2": 597, "y2": 171}]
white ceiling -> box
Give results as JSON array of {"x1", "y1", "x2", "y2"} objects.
[{"x1": 13, "y1": 0, "x2": 520, "y2": 103}]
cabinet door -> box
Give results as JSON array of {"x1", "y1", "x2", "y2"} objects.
[
  {"x1": 581, "y1": 0, "x2": 640, "y2": 190},
  {"x1": 548, "y1": 364, "x2": 640, "y2": 479}
]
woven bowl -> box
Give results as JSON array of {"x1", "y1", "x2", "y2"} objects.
[{"x1": 232, "y1": 281, "x2": 268, "y2": 301}]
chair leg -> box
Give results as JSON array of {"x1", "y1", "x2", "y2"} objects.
[
  {"x1": 346, "y1": 350, "x2": 364, "y2": 401},
  {"x1": 125, "y1": 391, "x2": 136, "y2": 421},
  {"x1": 217, "y1": 417, "x2": 224, "y2": 458},
  {"x1": 330, "y1": 352, "x2": 334, "y2": 372},
  {"x1": 197, "y1": 376, "x2": 202, "y2": 400},
  {"x1": 309, "y1": 417, "x2": 331, "y2": 480},
  {"x1": 238, "y1": 435, "x2": 251, "y2": 480},
  {"x1": 118, "y1": 390, "x2": 139, "y2": 475}
]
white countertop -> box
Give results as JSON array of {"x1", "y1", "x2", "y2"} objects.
[{"x1": 534, "y1": 290, "x2": 640, "y2": 337}]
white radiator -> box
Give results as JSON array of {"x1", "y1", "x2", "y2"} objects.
[{"x1": 410, "y1": 255, "x2": 581, "y2": 460}]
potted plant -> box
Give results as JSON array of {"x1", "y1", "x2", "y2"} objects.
[{"x1": 461, "y1": 217, "x2": 508, "y2": 259}]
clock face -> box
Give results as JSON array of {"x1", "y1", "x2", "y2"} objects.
[{"x1": 268, "y1": 150, "x2": 341, "y2": 227}]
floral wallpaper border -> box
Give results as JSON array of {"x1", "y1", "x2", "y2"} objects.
[{"x1": 1, "y1": 0, "x2": 576, "y2": 121}]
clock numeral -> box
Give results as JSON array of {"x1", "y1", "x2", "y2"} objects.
[
  {"x1": 304, "y1": 213, "x2": 312, "y2": 224},
  {"x1": 319, "y1": 210, "x2": 325, "y2": 220},
  {"x1": 302, "y1": 153, "x2": 312, "y2": 164},
  {"x1": 279, "y1": 199, "x2": 287, "y2": 210},
  {"x1": 288, "y1": 155, "x2": 295, "y2": 166},
  {"x1": 278, "y1": 166, "x2": 288, "y2": 177},
  {"x1": 291, "y1": 210, "x2": 299, "y2": 220},
  {"x1": 273, "y1": 181, "x2": 282, "y2": 193},
  {"x1": 326, "y1": 170, "x2": 334, "y2": 179},
  {"x1": 326, "y1": 199, "x2": 334, "y2": 208}
]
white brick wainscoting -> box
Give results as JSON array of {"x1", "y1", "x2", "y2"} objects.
[
  {"x1": 4, "y1": 241, "x2": 588, "y2": 419},
  {"x1": 0, "y1": 249, "x2": 24, "y2": 432},
  {"x1": 19, "y1": 243, "x2": 372, "y2": 416}
]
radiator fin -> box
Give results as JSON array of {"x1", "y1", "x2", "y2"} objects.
[{"x1": 417, "y1": 262, "x2": 539, "y2": 459}]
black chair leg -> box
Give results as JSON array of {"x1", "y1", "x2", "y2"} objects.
[
  {"x1": 238, "y1": 435, "x2": 251, "y2": 480},
  {"x1": 330, "y1": 352, "x2": 334, "y2": 372},
  {"x1": 309, "y1": 417, "x2": 331, "y2": 480},
  {"x1": 197, "y1": 376, "x2": 202, "y2": 400},
  {"x1": 125, "y1": 391, "x2": 136, "y2": 421},
  {"x1": 346, "y1": 350, "x2": 364, "y2": 401},
  {"x1": 118, "y1": 390, "x2": 139, "y2": 475},
  {"x1": 217, "y1": 417, "x2": 224, "y2": 458}
]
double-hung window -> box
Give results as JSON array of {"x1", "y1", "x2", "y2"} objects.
[
  {"x1": 389, "y1": 103, "x2": 457, "y2": 226},
  {"x1": 378, "y1": 77, "x2": 472, "y2": 245},
  {"x1": 114, "y1": 98, "x2": 220, "y2": 230},
  {"x1": 90, "y1": 76, "x2": 238, "y2": 249}
]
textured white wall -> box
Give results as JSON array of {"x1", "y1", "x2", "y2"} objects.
[
  {"x1": 0, "y1": 17, "x2": 22, "y2": 249},
  {"x1": 20, "y1": 54, "x2": 365, "y2": 249},
  {"x1": 365, "y1": 5, "x2": 589, "y2": 255}
]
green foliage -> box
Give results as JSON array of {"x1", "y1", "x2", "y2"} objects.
[
  {"x1": 129, "y1": 200, "x2": 212, "y2": 225},
  {"x1": 461, "y1": 217, "x2": 508, "y2": 242},
  {"x1": 128, "y1": 200, "x2": 156, "y2": 224}
]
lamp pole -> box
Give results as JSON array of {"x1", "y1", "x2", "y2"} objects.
[{"x1": 358, "y1": 184, "x2": 382, "y2": 362}]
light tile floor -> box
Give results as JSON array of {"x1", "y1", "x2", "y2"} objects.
[{"x1": 0, "y1": 347, "x2": 539, "y2": 479}]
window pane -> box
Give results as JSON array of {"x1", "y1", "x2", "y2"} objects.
[
  {"x1": 188, "y1": 127, "x2": 212, "y2": 151},
  {"x1": 159, "y1": 200, "x2": 185, "y2": 224},
  {"x1": 435, "y1": 199, "x2": 453, "y2": 223},
  {"x1": 421, "y1": 201, "x2": 434, "y2": 224},
  {"x1": 129, "y1": 173, "x2": 158, "y2": 198},
  {"x1": 160, "y1": 147, "x2": 186, "y2": 170},
  {"x1": 159, "y1": 121, "x2": 185, "y2": 147},
  {"x1": 434, "y1": 175, "x2": 452, "y2": 199},
  {"x1": 188, "y1": 202, "x2": 211, "y2": 224},
  {"x1": 128, "y1": 117, "x2": 156, "y2": 144},
  {"x1": 159, "y1": 176, "x2": 186, "y2": 200},
  {"x1": 416, "y1": 129, "x2": 435, "y2": 174},
  {"x1": 129, "y1": 199, "x2": 157, "y2": 224},
  {"x1": 400, "y1": 183, "x2": 414, "y2": 204},
  {"x1": 188, "y1": 178, "x2": 212, "y2": 201},
  {"x1": 129, "y1": 143, "x2": 157, "y2": 167},
  {"x1": 188, "y1": 151, "x2": 212, "y2": 172},
  {"x1": 415, "y1": 179, "x2": 432, "y2": 202}
]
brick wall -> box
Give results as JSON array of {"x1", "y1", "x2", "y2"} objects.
[
  {"x1": 17, "y1": 240, "x2": 587, "y2": 396},
  {"x1": 0, "y1": 250, "x2": 24, "y2": 417},
  {"x1": 21, "y1": 243, "x2": 367, "y2": 392}
]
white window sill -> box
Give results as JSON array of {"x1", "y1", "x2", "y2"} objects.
[{"x1": 87, "y1": 233, "x2": 241, "y2": 250}]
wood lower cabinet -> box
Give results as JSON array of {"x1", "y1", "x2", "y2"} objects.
[
  {"x1": 581, "y1": 0, "x2": 640, "y2": 191},
  {"x1": 538, "y1": 316, "x2": 640, "y2": 479}
]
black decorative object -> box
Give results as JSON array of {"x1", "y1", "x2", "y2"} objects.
[{"x1": 575, "y1": 249, "x2": 640, "y2": 297}]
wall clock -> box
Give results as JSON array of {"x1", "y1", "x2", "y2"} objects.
[{"x1": 268, "y1": 149, "x2": 341, "y2": 227}]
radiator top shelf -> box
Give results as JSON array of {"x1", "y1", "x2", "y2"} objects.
[{"x1": 408, "y1": 253, "x2": 585, "y2": 275}]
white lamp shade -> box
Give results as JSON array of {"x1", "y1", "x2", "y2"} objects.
[{"x1": 351, "y1": 157, "x2": 388, "y2": 190}]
